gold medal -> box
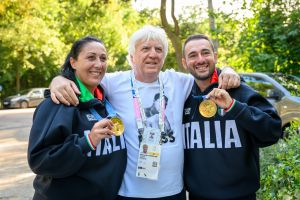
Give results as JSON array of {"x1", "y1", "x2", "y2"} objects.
[
  {"x1": 199, "y1": 99, "x2": 217, "y2": 118},
  {"x1": 110, "y1": 117, "x2": 124, "y2": 136}
]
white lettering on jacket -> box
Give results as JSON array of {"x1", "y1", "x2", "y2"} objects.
[
  {"x1": 85, "y1": 132, "x2": 126, "y2": 157},
  {"x1": 183, "y1": 120, "x2": 242, "y2": 149}
]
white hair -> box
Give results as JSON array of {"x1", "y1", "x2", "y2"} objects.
[{"x1": 127, "y1": 25, "x2": 169, "y2": 67}]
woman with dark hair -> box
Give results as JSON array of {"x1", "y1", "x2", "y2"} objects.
[{"x1": 27, "y1": 36, "x2": 127, "y2": 200}]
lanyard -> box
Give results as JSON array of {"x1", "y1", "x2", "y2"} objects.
[
  {"x1": 89, "y1": 99, "x2": 116, "y2": 120},
  {"x1": 192, "y1": 95, "x2": 208, "y2": 101},
  {"x1": 130, "y1": 71, "x2": 165, "y2": 140}
]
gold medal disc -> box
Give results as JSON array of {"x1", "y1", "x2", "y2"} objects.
[
  {"x1": 110, "y1": 117, "x2": 124, "y2": 136},
  {"x1": 199, "y1": 99, "x2": 217, "y2": 118}
]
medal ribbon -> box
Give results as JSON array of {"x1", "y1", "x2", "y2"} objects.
[
  {"x1": 130, "y1": 71, "x2": 165, "y2": 141},
  {"x1": 89, "y1": 99, "x2": 117, "y2": 120},
  {"x1": 192, "y1": 95, "x2": 208, "y2": 101}
]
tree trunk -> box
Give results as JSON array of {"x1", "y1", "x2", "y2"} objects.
[
  {"x1": 208, "y1": 0, "x2": 219, "y2": 52},
  {"x1": 160, "y1": 0, "x2": 185, "y2": 72},
  {"x1": 16, "y1": 64, "x2": 20, "y2": 92}
]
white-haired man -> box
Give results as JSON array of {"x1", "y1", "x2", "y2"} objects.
[{"x1": 49, "y1": 25, "x2": 240, "y2": 200}]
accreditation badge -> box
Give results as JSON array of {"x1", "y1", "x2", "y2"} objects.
[{"x1": 136, "y1": 127, "x2": 162, "y2": 180}]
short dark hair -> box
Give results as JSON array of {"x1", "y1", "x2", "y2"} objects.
[
  {"x1": 182, "y1": 34, "x2": 215, "y2": 57},
  {"x1": 61, "y1": 36, "x2": 105, "y2": 82}
]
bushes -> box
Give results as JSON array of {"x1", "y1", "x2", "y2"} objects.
[{"x1": 258, "y1": 121, "x2": 300, "y2": 200}]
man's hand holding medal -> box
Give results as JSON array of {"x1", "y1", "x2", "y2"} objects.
[{"x1": 200, "y1": 88, "x2": 236, "y2": 118}]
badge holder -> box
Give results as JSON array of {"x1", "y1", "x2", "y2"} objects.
[
  {"x1": 136, "y1": 127, "x2": 162, "y2": 180},
  {"x1": 131, "y1": 72, "x2": 165, "y2": 180}
]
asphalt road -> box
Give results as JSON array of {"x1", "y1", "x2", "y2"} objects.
[{"x1": 0, "y1": 108, "x2": 35, "y2": 200}]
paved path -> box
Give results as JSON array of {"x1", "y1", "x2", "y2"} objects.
[{"x1": 0, "y1": 109, "x2": 35, "y2": 200}]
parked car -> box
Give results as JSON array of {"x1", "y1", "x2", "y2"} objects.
[
  {"x1": 240, "y1": 72, "x2": 300, "y2": 135},
  {"x1": 3, "y1": 88, "x2": 48, "y2": 109}
]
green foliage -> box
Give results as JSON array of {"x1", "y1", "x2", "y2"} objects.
[
  {"x1": 258, "y1": 120, "x2": 300, "y2": 199},
  {"x1": 213, "y1": 11, "x2": 244, "y2": 68},
  {"x1": 0, "y1": 0, "x2": 145, "y2": 99},
  {"x1": 235, "y1": 0, "x2": 300, "y2": 73},
  {"x1": 0, "y1": 0, "x2": 299, "y2": 100},
  {"x1": 0, "y1": 0, "x2": 65, "y2": 95},
  {"x1": 178, "y1": 5, "x2": 208, "y2": 39},
  {"x1": 53, "y1": 0, "x2": 138, "y2": 72}
]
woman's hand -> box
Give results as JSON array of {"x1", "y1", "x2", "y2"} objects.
[{"x1": 89, "y1": 119, "x2": 115, "y2": 146}]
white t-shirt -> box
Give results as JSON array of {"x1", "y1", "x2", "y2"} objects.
[{"x1": 102, "y1": 70, "x2": 194, "y2": 198}]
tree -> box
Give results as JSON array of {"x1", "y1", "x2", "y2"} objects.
[
  {"x1": 160, "y1": 0, "x2": 184, "y2": 71},
  {"x1": 0, "y1": 0, "x2": 146, "y2": 98},
  {"x1": 0, "y1": 0, "x2": 65, "y2": 94},
  {"x1": 208, "y1": 0, "x2": 219, "y2": 52},
  {"x1": 237, "y1": 0, "x2": 300, "y2": 73},
  {"x1": 57, "y1": 0, "x2": 146, "y2": 71}
]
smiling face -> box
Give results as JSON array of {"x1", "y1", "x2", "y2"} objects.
[
  {"x1": 131, "y1": 39, "x2": 165, "y2": 83},
  {"x1": 182, "y1": 38, "x2": 217, "y2": 87},
  {"x1": 70, "y1": 41, "x2": 107, "y2": 92}
]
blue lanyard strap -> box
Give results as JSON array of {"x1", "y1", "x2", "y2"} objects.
[
  {"x1": 89, "y1": 99, "x2": 116, "y2": 120},
  {"x1": 192, "y1": 95, "x2": 208, "y2": 101},
  {"x1": 105, "y1": 99, "x2": 116, "y2": 118},
  {"x1": 130, "y1": 78, "x2": 136, "y2": 97}
]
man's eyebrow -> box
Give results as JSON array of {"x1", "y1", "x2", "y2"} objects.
[
  {"x1": 187, "y1": 50, "x2": 197, "y2": 56},
  {"x1": 202, "y1": 48, "x2": 211, "y2": 51}
]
